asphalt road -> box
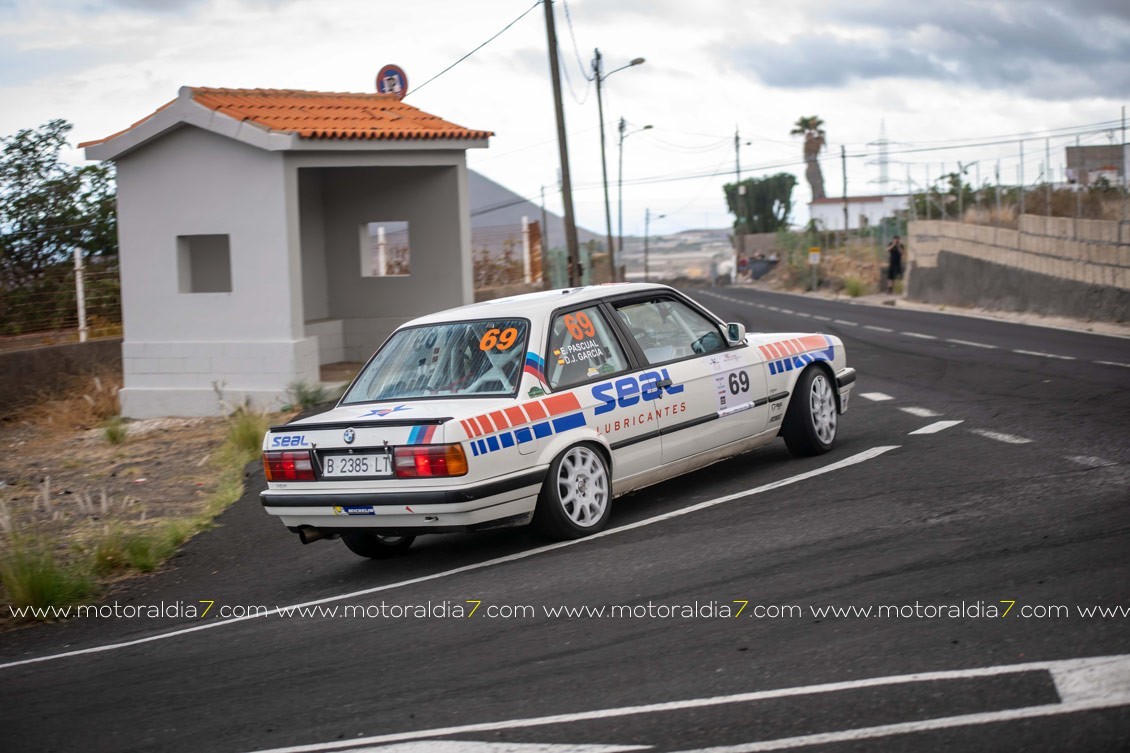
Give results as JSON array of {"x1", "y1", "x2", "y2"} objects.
[{"x1": 2, "y1": 286, "x2": 1129, "y2": 753}]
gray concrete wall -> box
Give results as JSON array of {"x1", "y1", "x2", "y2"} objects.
[
  {"x1": 293, "y1": 156, "x2": 471, "y2": 361},
  {"x1": 0, "y1": 339, "x2": 122, "y2": 414},
  {"x1": 908, "y1": 216, "x2": 1130, "y2": 323},
  {"x1": 115, "y1": 126, "x2": 316, "y2": 417}
]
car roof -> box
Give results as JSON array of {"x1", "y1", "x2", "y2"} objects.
[{"x1": 407, "y1": 283, "x2": 679, "y2": 327}]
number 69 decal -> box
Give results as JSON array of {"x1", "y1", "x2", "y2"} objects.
[
  {"x1": 728, "y1": 370, "x2": 750, "y2": 394},
  {"x1": 480, "y1": 327, "x2": 519, "y2": 351},
  {"x1": 563, "y1": 312, "x2": 596, "y2": 340}
]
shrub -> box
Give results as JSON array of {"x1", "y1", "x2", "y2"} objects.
[
  {"x1": 287, "y1": 381, "x2": 329, "y2": 410},
  {"x1": 1, "y1": 536, "x2": 97, "y2": 612},
  {"x1": 227, "y1": 405, "x2": 268, "y2": 460},
  {"x1": 103, "y1": 415, "x2": 127, "y2": 444}
]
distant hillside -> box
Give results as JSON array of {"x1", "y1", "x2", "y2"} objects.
[{"x1": 468, "y1": 171, "x2": 601, "y2": 248}]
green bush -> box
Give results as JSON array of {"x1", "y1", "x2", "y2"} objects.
[
  {"x1": 227, "y1": 405, "x2": 268, "y2": 460},
  {"x1": 103, "y1": 415, "x2": 127, "y2": 445},
  {"x1": 844, "y1": 277, "x2": 866, "y2": 298},
  {"x1": 1, "y1": 536, "x2": 97, "y2": 612},
  {"x1": 287, "y1": 381, "x2": 329, "y2": 410}
]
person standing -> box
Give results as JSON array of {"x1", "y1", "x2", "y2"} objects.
[{"x1": 886, "y1": 235, "x2": 905, "y2": 294}]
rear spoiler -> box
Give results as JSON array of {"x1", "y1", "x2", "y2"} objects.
[{"x1": 269, "y1": 417, "x2": 452, "y2": 432}]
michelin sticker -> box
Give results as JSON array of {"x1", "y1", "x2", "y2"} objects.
[{"x1": 333, "y1": 505, "x2": 377, "y2": 516}]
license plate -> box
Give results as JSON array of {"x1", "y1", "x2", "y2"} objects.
[{"x1": 321, "y1": 453, "x2": 392, "y2": 478}]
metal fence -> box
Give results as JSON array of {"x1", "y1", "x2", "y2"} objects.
[
  {"x1": 0, "y1": 222, "x2": 555, "y2": 352},
  {"x1": 0, "y1": 252, "x2": 121, "y2": 352}
]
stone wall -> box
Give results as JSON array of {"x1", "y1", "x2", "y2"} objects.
[{"x1": 908, "y1": 216, "x2": 1130, "y2": 322}]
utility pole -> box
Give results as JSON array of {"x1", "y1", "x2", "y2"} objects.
[
  {"x1": 540, "y1": 185, "x2": 551, "y2": 287},
  {"x1": 841, "y1": 145, "x2": 848, "y2": 242},
  {"x1": 1045, "y1": 137, "x2": 1052, "y2": 216},
  {"x1": 1019, "y1": 140, "x2": 1025, "y2": 217},
  {"x1": 593, "y1": 48, "x2": 616, "y2": 282},
  {"x1": 735, "y1": 126, "x2": 746, "y2": 262},
  {"x1": 543, "y1": 0, "x2": 580, "y2": 286},
  {"x1": 1122, "y1": 105, "x2": 1127, "y2": 227},
  {"x1": 644, "y1": 208, "x2": 663, "y2": 282},
  {"x1": 925, "y1": 164, "x2": 931, "y2": 221}
]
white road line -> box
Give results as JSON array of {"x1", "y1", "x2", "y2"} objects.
[
  {"x1": 833, "y1": 320, "x2": 858, "y2": 326},
  {"x1": 969, "y1": 429, "x2": 1033, "y2": 445},
  {"x1": 244, "y1": 654, "x2": 1130, "y2": 753},
  {"x1": 900, "y1": 407, "x2": 941, "y2": 418},
  {"x1": 794, "y1": 312, "x2": 812, "y2": 318},
  {"x1": 355, "y1": 745, "x2": 645, "y2": 753},
  {"x1": 901, "y1": 331, "x2": 937, "y2": 340},
  {"x1": 1066, "y1": 456, "x2": 1116, "y2": 468},
  {"x1": 812, "y1": 315, "x2": 831, "y2": 322},
  {"x1": 676, "y1": 658, "x2": 1130, "y2": 752},
  {"x1": 1013, "y1": 349, "x2": 1076, "y2": 360},
  {"x1": 946, "y1": 338, "x2": 997, "y2": 349},
  {"x1": 767, "y1": 306, "x2": 780, "y2": 312},
  {"x1": 908, "y1": 420, "x2": 964, "y2": 435},
  {"x1": 1095, "y1": 360, "x2": 1130, "y2": 368},
  {"x1": 864, "y1": 325, "x2": 894, "y2": 333},
  {"x1": 780, "y1": 309, "x2": 795, "y2": 314},
  {"x1": 0, "y1": 447, "x2": 900, "y2": 672},
  {"x1": 860, "y1": 392, "x2": 894, "y2": 402}
]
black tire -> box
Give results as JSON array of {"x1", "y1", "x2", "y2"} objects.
[
  {"x1": 781, "y1": 366, "x2": 838, "y2": 457},
  {"x1": 341, "y1": 532, "x2": 415, "y2": 559},
  {"x1": 533, "y1": 444, "x2": 612, "y2": 540}
]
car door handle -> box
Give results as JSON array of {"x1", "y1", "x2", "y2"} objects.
[{"x1": 656, "y1": 377, "x2": 672, "y2": 397}]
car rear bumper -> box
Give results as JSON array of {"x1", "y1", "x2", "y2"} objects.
[{"x1": 260, "y1": 469, "x2": 546, "y2": 533}]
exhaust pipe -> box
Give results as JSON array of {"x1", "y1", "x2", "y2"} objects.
[{"x1": 297, "y1": 527, "x2": 334, "y2": 545}]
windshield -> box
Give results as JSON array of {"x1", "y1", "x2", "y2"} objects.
[{"x1": 342, "y1": 319, "x2": 530, "y2": 403}]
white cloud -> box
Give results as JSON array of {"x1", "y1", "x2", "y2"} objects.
[{"x1": 1, "y1": 0, "x2": 1126, "y2": 234}]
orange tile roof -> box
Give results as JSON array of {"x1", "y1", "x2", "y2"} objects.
[{"x1": 81, "y1": 87, "x2": 492, "y2": 148}]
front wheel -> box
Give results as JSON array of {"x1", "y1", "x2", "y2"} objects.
[
  {"x1": 341, "y1": 532, "x2": 415, "y2": 559},
  {"x1": 782, "y1": 367, "x2": 837, "y2": 457},
  {"x1": 534, "y1": 444, "x2": 612, "y2": 540}
]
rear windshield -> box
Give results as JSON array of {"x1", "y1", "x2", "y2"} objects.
[{"x1": 342, "y1": 319, "x2": 530, "y2": 403}]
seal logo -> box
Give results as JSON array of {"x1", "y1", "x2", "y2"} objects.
[{"x1": 343, "y1": 428, "x2": 355, "y2": 444}]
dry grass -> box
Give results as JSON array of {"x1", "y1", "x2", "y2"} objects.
[
  {"x1": 0, "y1": 371, "x2": 299, "y2": 618},
  {"x1": 20, "y1": 370, "x2": 122, "y2": 431}
]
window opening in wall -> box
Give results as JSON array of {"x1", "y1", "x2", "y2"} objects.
[
  {"x1": 360, "y1": 221, "x2": 411, "y2": 277},
  {"x1": 177, "y1": 234, "x2": 232, "y2": 293}
]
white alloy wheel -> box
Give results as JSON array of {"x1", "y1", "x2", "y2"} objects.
[
  {"x1": 556, "y1": 445, "x2": 610, "y2": 527},
  {"x1": 782, "y1": 367, "x2": 837, "y2": 457},
  {"x1": 534, "y1": 444, "x2": 612, "y2": 539},
  {"x1": 809, "y1": 372, "x2": 837, "y2": 444}
]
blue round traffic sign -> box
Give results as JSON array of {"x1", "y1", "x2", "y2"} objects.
[{"x1": 376, "y1": 64, "x2": 408, "y2": 99}]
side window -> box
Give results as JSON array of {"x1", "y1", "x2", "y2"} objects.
[
  {"x1": 615, "y1": 298, "x2": 726, "y2": 365},
  {"x1": 546, "y1": 305, "x2": 630, "y2": 390}
]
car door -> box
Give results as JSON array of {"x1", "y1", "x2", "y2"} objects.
[
  {"x1": 609, "y1": 294, "x2": 768, "y2": 465},
  {"x1": 543, "y1": 303, "x2": 662, "y2": 484}
]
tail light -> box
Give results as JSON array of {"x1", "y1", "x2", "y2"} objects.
[
  {"x1": 263, "y1": 450, "x2": 316, "y2": 481},
  {"x1": 394, "y1": 444, "x2": 468, "y2": 478}
]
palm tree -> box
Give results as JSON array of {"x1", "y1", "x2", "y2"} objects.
[{"x1": 790, "y1": 116, "x2": 827, "y2": 200}]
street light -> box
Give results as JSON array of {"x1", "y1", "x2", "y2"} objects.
[
  {"x1": 593, "y1": 49, "x2": 645, "y2": 282},
  {"x1": 644, "y1": 208, "x2": 665, "y2": 282},
  {"x1": 618, "y1": 118, "x2": 652, "y2": 279}
]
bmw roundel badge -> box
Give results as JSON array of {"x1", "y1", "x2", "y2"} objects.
[{"x1": 343, "y1": 428, "x2": 355, "y2": 444}]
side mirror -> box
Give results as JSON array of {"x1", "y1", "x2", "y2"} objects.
[{"x1": 726, "y1": 322, "x2": 746, "y2": 345}]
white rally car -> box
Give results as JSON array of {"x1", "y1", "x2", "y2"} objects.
[{"x1": 261, "y1": 284, "x2": 855, "y2": 558}]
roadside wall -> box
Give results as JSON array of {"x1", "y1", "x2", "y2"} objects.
[
  {"x1": 908, "y1": 216, "x2": 1130, "y2": 322},
  {"x1": 0, "y1": 339, "x2": 122, "y2": 414}
]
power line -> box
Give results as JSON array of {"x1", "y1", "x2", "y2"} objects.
[
  {"x1": 561, "y1": 0, "x2": 593, "y2": 83},
  {"x1": 412, "y1": 1, "x2": 541, "y2": 95}
]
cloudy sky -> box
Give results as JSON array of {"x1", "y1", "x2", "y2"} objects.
[{"x1": 2, "y1": 0, "x2": 1128, "y2": 235}]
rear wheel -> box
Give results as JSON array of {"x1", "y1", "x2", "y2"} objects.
[
  {"x1": 782, "y1": 367, "x2": 837, "y2": 457},
  {"x1": 534, "y1": 444, "x2": 611, "y2": 540},
  {"x1": 341, "y1": 532, "x2": 415, "y2": 559}
]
